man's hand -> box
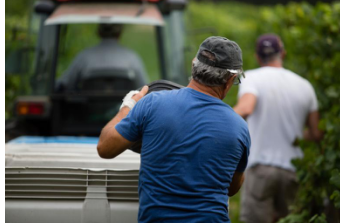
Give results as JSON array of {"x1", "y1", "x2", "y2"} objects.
[
  {"x1": 97, "y1": 85, "x2": 149, "y2": 159},
  {"x1": 132, "y1": 85, "x2": 149, "y2": 103},
  {"x1": 120, "y1": 85, "x2": 149, "y2": 110}
]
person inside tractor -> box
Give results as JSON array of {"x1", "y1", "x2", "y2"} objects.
[{"x1": 55, "y1": 23, "x2": 149, "y2": 92}]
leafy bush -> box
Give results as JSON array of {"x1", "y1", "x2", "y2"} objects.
[
  {"x1": 187, "y1": 1, "x2": 340, "y2": 222},
  {"x1": 259, "y1": 2, "x2": 340, "y2": 222}
]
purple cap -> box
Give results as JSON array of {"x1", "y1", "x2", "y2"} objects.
[{"x1": 256, "y1": 34, "x2": 284, "y2": 58}]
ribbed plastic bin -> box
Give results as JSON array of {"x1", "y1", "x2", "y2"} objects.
[{"x1": 5, "y1": 137, "x2": 140, "y2": 223}]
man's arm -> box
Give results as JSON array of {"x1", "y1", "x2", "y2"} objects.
[
  {"x1": 304, "y1": 111, "x2": 323, "y2": 142},
  {"x1": 228, "y1": 171, "x2": 245, "y2": 197},
  {"x1": 229, "y1": 134, "x2": 250, "y2": 197},
  {"x1": 97, "y1": 86, "x2": 149, "y2": 159},
  {"x1": 233, "y1": 93, "x2": 257, "y2": 119}
]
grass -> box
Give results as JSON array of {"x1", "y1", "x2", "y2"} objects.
[{"x1": 229, "y1": 192, "x2": 242, "y2": 223}]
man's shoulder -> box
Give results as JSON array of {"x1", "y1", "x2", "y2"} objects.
[
  {"x1": 245, "y1": 67, "x2": 264, "y2": 75},
  {"x1": 283, "y1": 68, "x2": 315, "y2": 89},
  {"x1": 243, "y1": 67, "x2": 268, "y2": 83},
  {"x1": 232, "y1": 111, "x2": 249, "y2": 131},
  {"x1": 220, "y1": 106, "x2": 249, "y2": 134},
  {"x1": 72, "y1": 47, "x2": 95, "y2": 60},
  {"x1": 244, "y1": 67, "x2": 272, "y2": 76},
  {"x1": 245, "y1": 67, "x2": 311, "y2": 85},
  {"x1": 147, "y1": 88, "x2": 182, "y2": 100},
  {"x1": 227, "y1": 111, "x2": 251, "y2": 147},
  {"x1": 140, "y1": 89, "x2": 179, "y2": 103}
]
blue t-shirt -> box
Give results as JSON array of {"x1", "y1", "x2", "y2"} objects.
[{"x1": 116, "y1": 88, "x2": 250, "y2": 223}]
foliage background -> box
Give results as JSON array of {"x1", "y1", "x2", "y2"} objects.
[{"x1": 5, "y1": 1, "x2": 340, "y2": 222}]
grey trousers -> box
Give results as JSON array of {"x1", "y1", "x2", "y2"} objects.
[{"x1": 240, "y1": 164, "x2": 298, "y2": 223}]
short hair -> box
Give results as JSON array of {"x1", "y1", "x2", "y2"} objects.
[
  {"x1": 191, "y1": 52, "x2": 235, "y2": 87},
  {"x1": 98, "y1": 24, "x2": 123, "y2": 39}
]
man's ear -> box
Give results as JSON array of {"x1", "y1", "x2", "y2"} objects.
[
  {"x1": 255, "y1": 54, "x2": 262, "y2": 66},
  {"x1": 191, "y1": 57, "x2": 196, "y2": 68},
  {"x1": 281, "y1": 50, "x2": 286, "y2": 60},
  {"x1": 224, "y1": 74, "x2": 237, "y2": 95}
]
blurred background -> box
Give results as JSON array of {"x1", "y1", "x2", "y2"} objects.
[{"x1": 5, "y1": 0, "x2": 340, "y2": 222}]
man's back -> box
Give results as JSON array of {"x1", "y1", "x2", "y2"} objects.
[
  {"x1": 116, "y1": 88, "x2": 250, "y2": 222},
  {"x1": 239, "y1": 66, "x2": 318, "y2": 170},
  {"x1": 97, "y1": 36, "x2": 249, "y2": 223}
]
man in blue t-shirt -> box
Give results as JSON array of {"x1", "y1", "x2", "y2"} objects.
[{"x1": 97, "y1": 36, "x2": 251, "y2": 222}]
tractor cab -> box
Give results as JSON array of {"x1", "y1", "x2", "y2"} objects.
[{"x1": 6, "y1": 0, "x2": 188, "y2": 140}]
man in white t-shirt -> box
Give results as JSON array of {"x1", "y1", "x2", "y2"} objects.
[{"x1": 234, "y1": 34, "x2": 323, "y2": 223}]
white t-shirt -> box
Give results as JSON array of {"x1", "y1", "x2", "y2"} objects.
[{"x1": 238, "y1": 66, "x2": 318, "y2": 171}]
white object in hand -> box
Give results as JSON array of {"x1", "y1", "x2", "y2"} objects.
[{"x1": 119, "y1": 90, "x2": 140, "y2": 110}]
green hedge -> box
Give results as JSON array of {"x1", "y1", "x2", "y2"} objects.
[
  {"x1": 260, "y1": 3, "x2": 340, "y2": 223},
  {"x1": 187, "y1": 1, "x2": 340, "y2": 222}
]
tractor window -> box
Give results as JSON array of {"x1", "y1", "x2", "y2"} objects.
[
  {"x1": 121, "y1": 25, "x2": 160, "y2": 82},
  {"x1": 56, "y1": 23, "x2": 160, "y2": 90},
  {"x1": 56, "y1": 24, "x2": 100, "y2": 80}
]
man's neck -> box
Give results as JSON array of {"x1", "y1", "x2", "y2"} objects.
[
  {"x1": 187, "y1": 80, "x2": 224, "y2": 100},
  {"x1": 101, "y1": 38, "x2": 118, "y2": 43},
  {"x1": 262, "y1": 60, "x2": 282, "y2": 68}
]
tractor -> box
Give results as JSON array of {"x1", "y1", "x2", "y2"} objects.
[{"x1": 5, "y1": 1, "x2": 188, "y2": 222}]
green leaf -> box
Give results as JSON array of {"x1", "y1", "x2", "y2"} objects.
[{"x1": 330, "y1": 169, "x2": 340, "y2": 188}]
